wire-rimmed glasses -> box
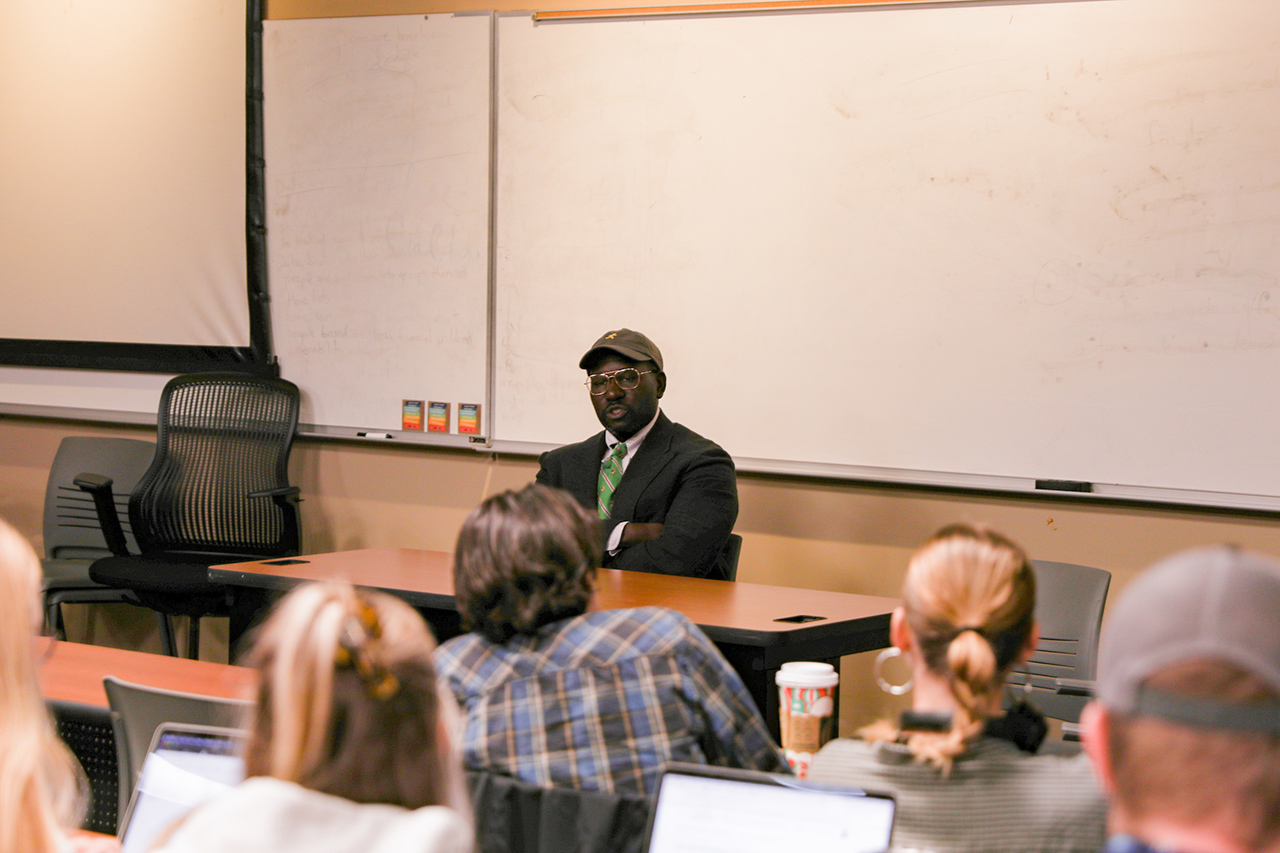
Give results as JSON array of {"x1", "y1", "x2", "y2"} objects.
[{"x1": 585, "y1": 368, "x2": 653, "y2": 395}]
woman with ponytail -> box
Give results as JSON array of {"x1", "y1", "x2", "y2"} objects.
[
  {"x1": 0, "y1": 518, "x2": 116, "y2": 853},
  {"x1": 152, "y1": 582, "x2": 472, "y2": 853},
  {"x1": 809, "y1": 523, "x2": 1106, "y2": 852}
]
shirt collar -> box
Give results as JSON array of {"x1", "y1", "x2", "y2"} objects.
[{"x1": 605, "y1": 408, "x2": 661, "y2": 457}]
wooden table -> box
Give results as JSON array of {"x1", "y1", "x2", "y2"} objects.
[
  {"x1": 212, "y1": 549, "x2": 897, "y2": 739},
  {"x1": 39, "y1": 639, "x2": 255, "y2": 835},
  {"x1": 39, "y1": 638, "x2": 256, "y2": 708}
]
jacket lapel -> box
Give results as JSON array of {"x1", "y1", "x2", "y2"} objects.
[
  {"x1": 570, "y1": 433, "x2": 610, "y2": 509},
  {"x1": 610, "y1": 413, "x2": 675, "y2": 519}
]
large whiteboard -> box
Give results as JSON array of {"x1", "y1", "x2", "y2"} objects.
[
  {"x1": 264, "y1": 14, "x2": 491, "y2": 437},
  {"x1": 493, "y1": 0, "x2": 1280, "y2": 503}
]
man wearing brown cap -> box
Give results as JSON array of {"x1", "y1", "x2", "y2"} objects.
[
  {"x1": 1081, "y1": 545, "x2": 1280, "y2": 853},
  {"x1": 535, "y1": 329, "x2": 738, "y2": 579}
]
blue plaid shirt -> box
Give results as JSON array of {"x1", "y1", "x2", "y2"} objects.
[{"x1": 434, "y1": 606, "x2": 789, "y2": 796}]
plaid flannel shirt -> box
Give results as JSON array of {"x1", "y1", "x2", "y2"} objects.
[{"x1": 434, "y1": 606, "x2": 788, "y2": 796}]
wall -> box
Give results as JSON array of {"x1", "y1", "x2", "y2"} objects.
[{"x1": 8, "y1": 414, "x2": 1280, "y2": 730}]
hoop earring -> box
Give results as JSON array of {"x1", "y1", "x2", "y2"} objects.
[{"x1": 874, "y1": 647, "x2": 913, "y2": 696}]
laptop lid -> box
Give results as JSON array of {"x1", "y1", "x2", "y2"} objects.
[
  {"x1": 642, "y1": 763, "x2": 895, "y2": 853},
  {"x1": 117, "y1": 723, "x2": 246, "y2": 853}
]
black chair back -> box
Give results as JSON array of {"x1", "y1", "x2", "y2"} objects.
[
  {"x1": 78, "y1": 373, "x2": 302, "y2": 657},
  {"x1": 130, "y1": 373, "x2": 301, "y2": 557}
]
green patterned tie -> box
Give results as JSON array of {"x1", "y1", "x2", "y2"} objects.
[{"x1": 597, "y1": 442, "x2": 628, "y2": 519}]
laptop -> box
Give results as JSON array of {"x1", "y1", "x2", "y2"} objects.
[
  {"x1": 117, "y1": 724, "x2": 246, "y2": 853},
  {"x1": 642, "y1": 763, "x2": 895, "y2": 853}
]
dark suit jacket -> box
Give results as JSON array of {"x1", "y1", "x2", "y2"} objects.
[{"x1": 536, "y1": 412, "x2": 738, "y2": 579}]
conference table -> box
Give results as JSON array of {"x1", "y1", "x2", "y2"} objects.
[
  {"x1": 38, "y1": 638, "x2": 256, "y2": 834},
  {"x1": 211, "y1": 549, "x2": 897, "y2": 740}
]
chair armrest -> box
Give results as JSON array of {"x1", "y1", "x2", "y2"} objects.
[
  {"x1": 247, "y1": 485, "x2": 301, "y2": 504},
  {"x1": 72, "y1": 473, "x2": 131, "y2": 557},
  {"x1": 1055, "y1": 678, "x2": 1096, "y2": 697},
  {"x1": 248, "y1": 486, "x2": 302, "y2": 555}
]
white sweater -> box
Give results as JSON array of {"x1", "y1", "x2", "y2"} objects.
[{"x1": 150, "y1": 777, "x2": 473, "y2": 853}]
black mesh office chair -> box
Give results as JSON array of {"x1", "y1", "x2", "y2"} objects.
[{"x1": 75, "y1": 373, "x2": 302, "y2": 659}]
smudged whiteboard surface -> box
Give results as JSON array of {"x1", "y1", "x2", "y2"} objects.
[
  {"x1": 264, "y1": 14, "x2": 490, "y2": 435},
  {"x1": 494, "y1": 0, "x2": 1280, "y2": 499}
]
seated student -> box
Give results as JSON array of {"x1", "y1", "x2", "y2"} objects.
[
  {"x1": 434, "y1": 484, "x2": 787, "y2": 796},
  {"x1": 808, "y1": 523, "x2": 1106, "y2": 853},
  {"x1": 152, "y1": 582, "x2": 472, "y2": 853},
  {"x1": 1080, "y1": 545, "x2": 1280, "y2": 853},
  {"x1": 0, "y1": 518, "x2": 119, "y2": 853}
]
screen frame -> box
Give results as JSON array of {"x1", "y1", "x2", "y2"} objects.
[{"x1": 0, "y1": 0, "x2": 274, "y2": 377}]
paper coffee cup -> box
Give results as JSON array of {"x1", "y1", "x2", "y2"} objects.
[{"x1": 776, "y1": 661, "x2": 838, "y2": 777}]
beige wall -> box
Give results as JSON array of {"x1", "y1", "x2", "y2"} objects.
[{"x1": 8, "y1": 414, "x2": 1280, "y2": 730}]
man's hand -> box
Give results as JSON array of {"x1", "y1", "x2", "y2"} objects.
[{"x1": 620, "y1": 522, "x2": 664, "y2": 546}]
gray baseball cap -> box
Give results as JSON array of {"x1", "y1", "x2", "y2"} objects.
[
  {"x1": 579, "y1": 329, "x2": 663, "y2": 371},
  {"x1": 1095, "y1": 545, "x2": 1280, "y2": 733}
]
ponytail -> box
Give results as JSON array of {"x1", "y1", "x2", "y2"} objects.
[{"x1": 860, "y1": 524, "x2": 1035, "y2": 774}]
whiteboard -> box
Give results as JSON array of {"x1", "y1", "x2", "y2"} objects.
[
  {"x1": 264, "y1": 14, "x2": 492, "y2": 438},
  {"x1": 493, "y1": 0, "x2": 1280, "y2": 502}
]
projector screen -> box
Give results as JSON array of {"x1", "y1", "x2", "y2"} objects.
[{"x1": 0, "y1": 0, "x2": 268, "y2": 374}]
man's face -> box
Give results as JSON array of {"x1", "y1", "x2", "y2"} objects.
[{"x1": 586, "y1": 355, "x2": 665, "y2": 442}]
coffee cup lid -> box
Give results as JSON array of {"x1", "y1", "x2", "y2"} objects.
[{"x1": 776, "y1": 661, "x2": 839, "y2": 688}]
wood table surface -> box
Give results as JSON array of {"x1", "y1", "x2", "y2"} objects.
[
  {"x1": 213, "y1": 548, "x2": 897, "y2": 738},
  {"x1": 212, "y1": 548, "x2": 897, "y2": 645},
  {"x1": 38, "y1": 638, "x2": 256, "y2": 708}
]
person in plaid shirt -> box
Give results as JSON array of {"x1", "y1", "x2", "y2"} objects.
[{"x1": 434, "y1": 484, "x2": 788, "y2": 796}]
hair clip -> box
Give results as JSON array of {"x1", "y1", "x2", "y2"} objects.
[
  {"x1": 334, "y1": 600, "x2": 401, "y2": 702},
  {"x1": 370, "y1": 671, "x2": 400, "y2": 701},
  {"x1": 356, "y1": 599, "x2": 382, "y2": 638}
]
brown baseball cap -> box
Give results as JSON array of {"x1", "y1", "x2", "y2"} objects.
[{"x1": 579, "y1": 329, "x2": 664, "y2": 371}]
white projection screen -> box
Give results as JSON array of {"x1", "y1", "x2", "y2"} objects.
[{"x1": 0, "y1": 0, "x2": 267, "y2": 405}]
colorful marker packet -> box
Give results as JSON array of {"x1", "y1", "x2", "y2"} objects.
[
  {"x1": 458, "y1": 403, "x2": 481, "y2": 434},
  {"x1": 427, "y1": 401, "x2": 450, "y2": 433},
  {"x1": 402, "y1": 400, "x2": 423, "y2": 431}
]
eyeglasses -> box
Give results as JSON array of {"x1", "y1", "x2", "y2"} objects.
[{"x1": 585, "y1": 368, "x2": 653, "y2": 395}]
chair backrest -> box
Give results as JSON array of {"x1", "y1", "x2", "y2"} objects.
[
  {"x1": 466, "y1": 769, "x2": 653, "y2": 853},
  {"x1": 43, "y1": 437, "x2": 155, "y2": 561},
  {"x1": 130, "y1": 372, "x2": 301, "y2": 557},
  {"x1": 1006, "y1": 560, "x2": 1111, "y2": 724},
  {"x1": 721, "y1": 533, "x2": 743, "y2": 582},
  {"x1": 47, "y1": 699, "x2": 120, "y2": 835},
  {"x1": 103, "y1": 675, "x2": 253, "y2": 820}
]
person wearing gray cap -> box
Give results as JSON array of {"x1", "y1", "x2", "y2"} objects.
[
  {"x1": 1080, "y1": 545, "x2": 1280, "y2": 853},
  {"x1": 535, "y1": 328, "x2": 739, "y2": 579}
]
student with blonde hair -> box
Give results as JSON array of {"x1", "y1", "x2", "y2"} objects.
[
  {"x1": 809, "y1": 523, "x2": 1106, "y2": 852},
  {"x1": 0, "y1": 517, "x2": 116, "y2": 853},
  {"x1": 153, "y1": 582, "x2": 472, "y2": 853}
]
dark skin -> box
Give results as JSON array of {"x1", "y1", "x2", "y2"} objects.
[{"x1": 586, "y1": 354, "x2": 667, "y2": 546}]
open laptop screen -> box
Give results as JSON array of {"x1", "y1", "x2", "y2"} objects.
[
  {"x1": 643, "y1": 764, "x2": 895, "y2": 853},
  {"x1": 118, "y1": 724, "x2": 246, "y2": 853}
]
